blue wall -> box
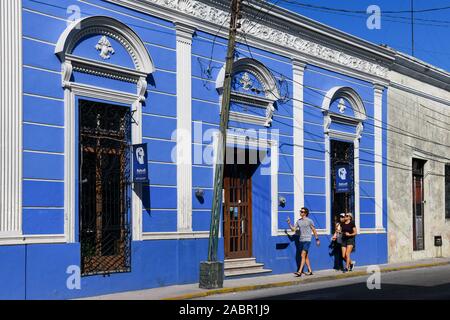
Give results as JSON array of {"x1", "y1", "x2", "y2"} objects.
[{"x1": 0, "y1": 0, "x2": 387, "y2": 299}]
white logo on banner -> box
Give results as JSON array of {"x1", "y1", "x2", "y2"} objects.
[
  {"x1": 136, "y1": 147, "x2": 145, "y2": 165},
  {"x1": 338, "y1": 167, "x2": 347, "y2": 180}
]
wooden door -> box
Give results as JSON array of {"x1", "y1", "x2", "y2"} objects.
[{"x1": 223, "y1": 163, "x2": 252, "y2": 259}]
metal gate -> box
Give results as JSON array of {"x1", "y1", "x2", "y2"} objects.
[
  {"x1": 79, "y1": 100, "x2": 132, "y2": 276},
  {"x1": 330, "y1": 140, "x2": 355, "y2": 231}
]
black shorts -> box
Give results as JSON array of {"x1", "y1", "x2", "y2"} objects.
[{"x1": 342, "y1": 237, "x2": 355, "y2": 247}]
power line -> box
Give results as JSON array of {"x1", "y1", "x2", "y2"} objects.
[
  {"x1": 276, "y1": 0, "x2": 450, "y2": 27},
  {"x1": 278, "y1": 0, "x2": 450, "y2": 14},
  {"x1": 231, "y1": 47, "x2": 450, "y2": 150}
]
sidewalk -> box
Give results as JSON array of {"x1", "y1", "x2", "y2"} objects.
[{"x1": 82, "y1": 257, "x2": 450, "y2": 300}]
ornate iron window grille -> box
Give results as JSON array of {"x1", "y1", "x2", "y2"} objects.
[{"x1": 79, "y1": 100, "x2": 132, "y2": 276}]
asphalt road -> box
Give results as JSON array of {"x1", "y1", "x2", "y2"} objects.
[{"x1": 197, "y1": 264, "x2": 450, "y2": 300}]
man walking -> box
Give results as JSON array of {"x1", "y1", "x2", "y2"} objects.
[{"x1": 287, "y1": 207, "x2": 320, "y2": 277}]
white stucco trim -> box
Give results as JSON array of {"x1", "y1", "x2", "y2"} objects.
[
  {"x1": 142, "y1": 231, "x2": 209, "y2": 240},
  {"x1": 106, "y1": 0, "x2": 392, "y2": 84},
  {"x1": 56, "y1": 16, "x2": 154, "y2": 242},
  {"x1": 0, "y1": 234, "x2": 67, "y2": 246},
  {"x1": 211, "y1": 131, "x2": 280, "y2": 237},
  {"x1": 0, "y1": 1, "x2": 23, "y2": 239},
  {"x1": 175, "y1": 22, "x2": 195, "y2": 233},
  {"x1": 374, "y1": 84, "x2": 385, "y2": 231},
  {"x1": 65, "y1": 84, "x2": 144, "y2": 242},
  {"x1": 360, "y1": 228, "x2": 386, "y2": 234},
  {"x1": 292, "y1": 59, "x2": 306, "y2": 221},
  {"x1": 324, "y1": 131, "x2": 361, "y2": 234},
  {"x1": 55, "y1": 16, "x2": 154, "y2": 74},
  {"x1": 216, "y1": 58, "x2": 280, "y2": 127},
  {"x1": 323, "y1": 87, "x2": 367, "y2": 235}
]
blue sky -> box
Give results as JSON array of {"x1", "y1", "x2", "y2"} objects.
[{"x1": 268, "y1": 0, "x2": 450, "y2": 71}]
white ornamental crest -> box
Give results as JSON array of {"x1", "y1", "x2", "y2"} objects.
[
  {"x1": 240, "y1": 72, "x2": 253, "y2": 91},
  {"x1": 95, "y1": 36, "x2": 115, "y2": 60},
  {"x1": 338, "y1": 98, "x2": 346, "y2": 114}
]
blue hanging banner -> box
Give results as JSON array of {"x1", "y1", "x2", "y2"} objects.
[
  {"x1": 335, "y1": 164, "x2": 351, "y2": 193},
  {"x1": 132, "y1": 143, "x2": 149, "y2": 183}
]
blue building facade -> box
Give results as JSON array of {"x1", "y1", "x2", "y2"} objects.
[{"x1": 0, "y1": 0, "x2": 392, "y2": 299}]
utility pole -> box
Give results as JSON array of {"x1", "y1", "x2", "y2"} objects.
[
  {"x1": 199, "y1": 0, "x2": 242, "y2": 289},
  {"x1": 411, "y1": 0, "x2": 415, "y2": 56}
]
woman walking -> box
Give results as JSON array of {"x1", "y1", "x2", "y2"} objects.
[
  {"x1": 341, "y1": 213, "x2": 357, "y2": 272},
  {"x1": 286, "y1": 207, "x2": 320, "y2": 277},
  {"x1": 331, "y1": 213, "x2": 346, "y2": 270}
]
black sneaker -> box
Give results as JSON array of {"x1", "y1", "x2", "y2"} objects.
[
  {"x1": 343, "y1": 268, "x2": 348, "y2": 273},
  {"x1": 350, "y1": 261, "x2": 356, "y2": 271}
]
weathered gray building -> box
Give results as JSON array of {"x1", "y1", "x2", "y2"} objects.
[{"x1": 388, "y1": 52, "x2": 450, "y2": 262}]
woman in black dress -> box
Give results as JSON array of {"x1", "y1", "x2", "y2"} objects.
[{"x1": 341, "y1": 213, "x2": 357, "y2": 272}]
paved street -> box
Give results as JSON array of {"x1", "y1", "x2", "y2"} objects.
[{"x1": 196, "y1": 264, "x2": 450, "y2": 300}]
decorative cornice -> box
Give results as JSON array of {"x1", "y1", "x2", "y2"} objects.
[
  {"x1": 56, "y1": 16, "x2": 155, "y2": 74},
  {"x1": 145, "y1": 0, "x2": 388, "y2": 78}
]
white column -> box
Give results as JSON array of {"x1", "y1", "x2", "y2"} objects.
[
  {"x1": 292, "y1": 59, "x2": 306, "y2": 221},
  {"x1": 354, "y1": 136, "x2": 361, "y2": 232},
  {"x1": 271, "y1": 141, "x2": 279, "y2": 236},
  {"x1": 0, "y1": 1, "x2": 22, "y2": 236},
  {"x1": 175, "y1": 23, "x2": 195, "y2": 232},
  {"x1": 132, "y1": 99, "x2": 144, "y2": 241},
  {"x1": 374, "y1": 84, "x2": 384, "y2": 231}
]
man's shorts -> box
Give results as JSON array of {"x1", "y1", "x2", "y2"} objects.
[
  {"x1": 342, "y1": 237, "x2": 355, "y2": 247},
  {"x1": 299, "y1": 241, "x2": 311, "y2": 253}
]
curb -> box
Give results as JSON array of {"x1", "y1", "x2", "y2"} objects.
[{"x1": 163, "y1": 260, "x2": 450, "y2": 300}]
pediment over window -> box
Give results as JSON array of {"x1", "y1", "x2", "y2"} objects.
[
  {"x1": 55, "y1": 16, "x2": 154, "y2": 101},
  {"x1": 216, "y1": 58, "x2": 280, "y2": 127},
  {"x1": 322, "y1": 86, "x2": 366, "y2": 139}
]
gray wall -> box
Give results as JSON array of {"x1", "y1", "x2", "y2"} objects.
[{"x1": 388, "y1": 71, "x2": 450, "y2": 262}]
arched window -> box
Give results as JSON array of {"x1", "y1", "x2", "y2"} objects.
[
  {"x1": 216, "y1": 58, "x2": 280, "y2": 127},
  {"x1": 322, "y1": 86, "x2": 366, "y2": 234},
  {"x1": 55, "y1": 16, "x2": 154, "y2": 247}
]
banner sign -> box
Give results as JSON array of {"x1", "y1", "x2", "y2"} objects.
[
  {"x1": 132, "y1": 143, "x2": 149, "y2": 183},
  {"x1": 335, "y1": 164, "x2": 351, "y2": 193}
]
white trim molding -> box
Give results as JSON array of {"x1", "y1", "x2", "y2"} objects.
[
  {"x1": 56, "y1": 16, "x2": 154, "y2": 242},
  {"x1": 55, "y1": 16, "x2": 154, "y2": 74},
  {"x1": 175, "y1": 22, "x2": 195, "y2": 232},
  {"x1": 323, "y1": 87, "x2": 367, "y2": 234},
  {"x1": 373, "y1": 84, "x2": 385, "y2": 232},
  {"x1": 142, "y1": 231, "x2": 209, "y2": 240},
  {"x1": 0, "y1": 1, "x2": 23, "y2": 238},
  {"x1": 0, "y1": 234, "x2": 67, "y2": 246},
  {"x1": 292, "y1": 59, "x2": 306, "y2": 221},
  {"x1": 107, "y1": 0, "x2": 391, "y2": 83},
  {"x1": 64, "y1": 85, "x2": 145, "y2": 242},
  {"x1": 216, "y1": 57, "x2": 280, "y2": 127}
]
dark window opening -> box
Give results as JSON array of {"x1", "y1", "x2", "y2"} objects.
[
  {"x1": 412, "y1": 158, "x2": 426, "y2": 251},
  {"x1": 445, "y1": 164, "x2": 450, "y2": 219},
  {"x1": 330, "y1": 140, "x2": 355, "y2": 233},
  {"x1": 79, "y1": 100, "x2": 132, "y2": 276}
]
